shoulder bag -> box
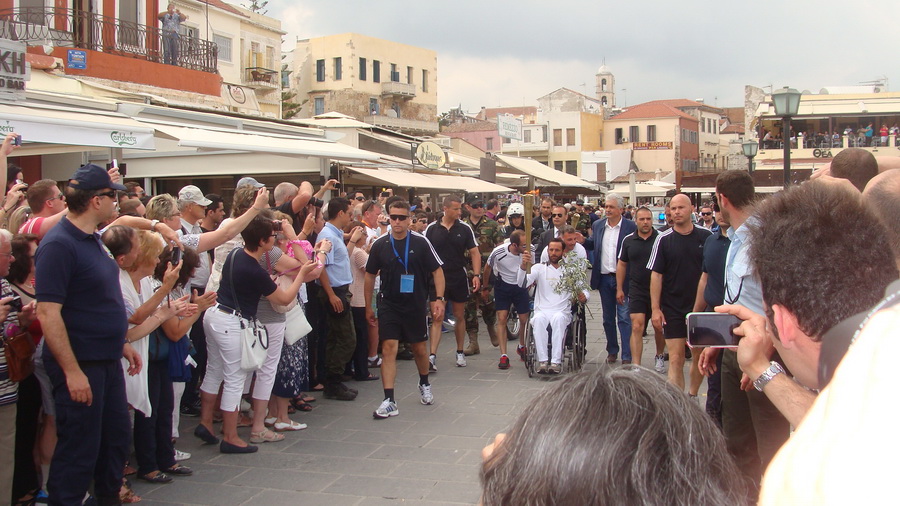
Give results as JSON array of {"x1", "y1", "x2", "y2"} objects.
[
  {"x1": 226, "y1": 250, "x2": 269, "y2": 371},
  {"x1": 283, "y1": 303, "x2": 312, "y2": 346},
  {"x1": 2, "y1": 327, "x2": 35, "y2": 382}
]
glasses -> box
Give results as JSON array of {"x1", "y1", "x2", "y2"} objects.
[
  {"x1": 701, "y1": 212, "x2": 712, "y2": 216},
  {"x1": 389, "y1": 214, "x2": 409, "y2": 221},
  {"x1": 551, "y1": 213, "x2": 565, "y2": 218},
  {"x1": 94, "y1": 190, "x2": 116, "y2": 199},
  {"x1": 416, "y1": 218, "x2": 428, "y2": 223},
  {"x1": 0, "y1": 252, "x2": 13, "y2": 259},
  {"x1": 355, "y1": 196, "x2": 365, "y2": 201},
  {"x1": 46, "y1": 193, "x2": 65, "y2": 203},
  {"x1": 469, "y1": 203, "x2": 483, "y2": 209}
]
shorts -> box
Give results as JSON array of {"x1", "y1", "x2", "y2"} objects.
[
  {"x1": 662, "y1": 312, "x2": 687, "y2": 339},
  {"x1": 378, "y1": 305, "x2": 428, "y2": 343},
  {"x1": 494, "y1": 278, "x2": 531, "y2": 314},
  {"x1": 444, "y1": 272, "x2": 470, "y2": 303},
  {"x1": 628, "y1": 295, "x2": 651, "y2": 316}
]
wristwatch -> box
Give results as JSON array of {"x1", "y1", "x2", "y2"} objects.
[
  {"x1": 149, "y1": 219, "x2": 159, "y2": 231},
  {"x1": 434, "y1": 296, "x2": 445, "y2": 302},
  {"x1": 753, "y1": 361, "x2": 785, "y2": 392}
]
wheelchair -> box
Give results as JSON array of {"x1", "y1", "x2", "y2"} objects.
[{"x1": 524, "y1": 302, "x2": 586, "y2": 377}]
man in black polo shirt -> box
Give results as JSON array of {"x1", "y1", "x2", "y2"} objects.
[
  {"x1": 366, "y1": 200, "x2": 444, "y2": 418},
  {"x1": 616, "y1": 206, "x2": 663, "y2": 371},
  {"x1": 424, "y1": 195, "x2": 480, "y2": 370},
  {"x1": 648, "y1": 194, "x2": 712, "y2": 391},
  {"x1": 36, "y1": 164, "x2": 140, "y2": 506}
]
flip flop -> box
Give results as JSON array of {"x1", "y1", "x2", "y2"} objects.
[{"x1": 250, "y1": 429, "x2": 285, "y2": 443}]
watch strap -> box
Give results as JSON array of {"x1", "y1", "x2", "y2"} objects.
[{"x1": 753, "y1": 361, "x2": 785, "y2": 392}]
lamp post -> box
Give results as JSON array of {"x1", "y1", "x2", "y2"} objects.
[
  {"x1": 771, "y1": 87, "x2": 802, "y2": 189},
  {"x1": 742, "y1": 140, "x2": 758, "y2": 174}
]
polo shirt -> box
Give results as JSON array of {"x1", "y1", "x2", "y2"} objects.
[
  {"x1": 317, "y1": 221, "x2": 353, "y2": 287},
  {"x1": 366, "y1": 231, "x2": 442, "y2": 313},
  {"x1": 701, "y1": 231, "x2": 731, "y2": 308},
  {"x1": 424, "y1": 218, "x2": 477, "y2": 279},
  {"x1": 647, "y1": 225, "x2": 712, "y2": 316},
  {"x1": 618, "y1": 229, "x2": 658, "y2": 298},
  {"x1": 488, "y1": 243, "x2": 531, "y2": 284},
  {"x1": 35, "y1": 217, "x2": 128, "y2": 362}
]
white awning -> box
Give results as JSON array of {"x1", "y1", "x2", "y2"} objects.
[
  {"x1": 151, "y1": 124, "x2": 380, "y2": 161},
  {"x1": 0, "y1": 102, "x2": 155, "y2": 151},
  {"x1": 347, "y1": 167, "x2": 511, "y2": 192},
  {"x1": 610, "y1": 182, "x2": 672, "y2": 197},
  {"x1": 681, "y1": 186, "x2": 783, "y2": 194},
  {"x1": 495, "y1": 154, "x2": 599, "y2": 189}
]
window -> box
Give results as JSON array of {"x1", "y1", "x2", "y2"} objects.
[
  {"x1": 554, "y1": 161, "x2": 564, "y2": 171},
  {"x1": 629, "y1": 126, "x2": 639, "y2": 143},
  {"x1": 250, "y1": 41, "x2": 260, "y2": 66},
  {"x1": 407, "y1": 66, "x2": 414, "y2": 85},
  {"x1": 359, "y1": 57, "x2": 367, "y2": 81},
  {"x1": 647, "y1": 125, "x2": 656, "y2": 142},
  {"x1": 524, "y1": 129, "x2": 532, "y2": 143},
  {"x1": 542, "y1": 126, "x2": 548, "y2": 142},
  {"x1": 701, "y1": 119, "x2": 706, "y2": 133},
  {"x1": 373, "y1": 60, "x2": 381, "y2": 82},
  {"x1": 314, "y1": 97, "x2": 324, "y2": 115},
  {"x1": 333, "y1": 57, "x2": 342, "y2": 80},
  {"x1": 553, "y1": 129, "x2": 562, "y2": 147},
  {"x1": 422, "y1": 69, "x2": 428, "y2": 92},
  {"x1": 566, "y1": 128, "x2": 575, "y2": 146},
  {"x1": 615, "y1": 128, "x2": 624, "y2": 144},
  {"x1": 213, "y1": 34, "x2": 232, "y2": 62},
  {"x1": 601, "y1": 78, "x2": 607, "y2": 92},
  {"x1": 265, "y1": 46, "x2": 274, "y2": 70},
  {"x1": 315, "y1": 59, "x2": 325, "y2": 82},
  {"x1": 565, "y1": 160, "x2": 577, "y2": 175},
  {"x1": 601, "y1": 96, "x2": 608, "y2": 106},
  {"x1": 503, "y1": 137, "x2": 511, "y2": 144},
  {"x1": 390, "y1": 63, "x2": 399, "y2": 82},
  {"x1": 486, "y1": 137, "x2": 494, "y2": 151},
  {"x1": 369, "y1": 98, "x2": 379, "y2": 115},
  {"x1": 683, "y1": 159, "x2": 698, "y2": 172}
]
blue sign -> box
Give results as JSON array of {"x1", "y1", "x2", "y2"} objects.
[{"x1": 67, "y1": 50, "x2": 86, "y2": 69}]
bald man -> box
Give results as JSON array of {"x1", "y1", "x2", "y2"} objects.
[
  {"x1": 863, "y1": 170, "x2": 900, "y2": 269},
  {"x1": 648, "y1": 194, "x2": 712, "y2": 391}
]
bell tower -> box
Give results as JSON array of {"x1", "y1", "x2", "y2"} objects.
[{"x1": 595, "y1": 62, "x2": 615, "y2": 108}]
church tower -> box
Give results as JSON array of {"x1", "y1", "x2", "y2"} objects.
[{"x1": 595, "y1": 63, "x2": 615, "y2": 108}]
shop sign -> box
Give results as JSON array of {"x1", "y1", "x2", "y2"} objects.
[
  {"x1": 0, "y1": 39, "x2": 30, "y2": 100},
  {"x1": 412, "y1": 141, "x2": 447, "y2": 169},
  {"x1": 633, "y1": 141, "x2": 673, "y2": 150}
]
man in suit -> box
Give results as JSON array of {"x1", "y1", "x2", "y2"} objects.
[
  {"x1": 585, "y1": 193, "x2": 636, "y2": 363},
  {"x1": 531, "y1": 197, "x2": 554, "y2": 237},
  {"x1": 534, "y1": 204, "x2": 568, "y2": 259}
]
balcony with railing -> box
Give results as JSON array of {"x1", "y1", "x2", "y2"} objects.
[
  {"x1": 381, "y1": 81, "x2": 416, "y2": 98},
  {"x1": 243, "y1": 67, "x2": 277, "y2": 89},
  {"x1": 0, "y1": 7, "x2": 217, "y2": 73},
  {"x1": 364, "y1": 115, "x2": 438, "y2": 134}
]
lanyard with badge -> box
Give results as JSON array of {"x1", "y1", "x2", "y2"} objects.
[{"x1": 390, "y1": 234, "x2": 414, "y2": 293}]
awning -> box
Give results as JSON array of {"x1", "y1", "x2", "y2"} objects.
[
  {"x1": 681, "y1": 186, "x2": 783, "y2": 194},
  {"x1": 610, "y1": 182, "x2": 673, "y2": 197},
  {"x1": 495, "y1": 154, "x2": 599, "y2": 189},
  {"x1": 152, "y1": 124, "x2": 380, "y2": 161},
  {"x1": 0, "y1": 102, "x2": 155, "y2": 151},
  {"x1": 347, "y1": 167, "x2": 511, "y2": 192}
]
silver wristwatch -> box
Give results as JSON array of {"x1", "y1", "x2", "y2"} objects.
[{"x1": 753, "y1": 361, "x2": 785, "y2": 392}]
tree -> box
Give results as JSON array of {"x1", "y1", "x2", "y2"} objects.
[
  {"x1": 282, "y1": 89, "x2": 305, "y2": 119},
  {"x1": 243, "y1": 0, "x2": 268, "y2": 14}
]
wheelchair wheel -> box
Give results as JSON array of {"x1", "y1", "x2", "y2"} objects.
[
  {"x1": 571, "y1": 308, "x2": 586, "y2": 371},
  {"x1": 524, "y1": 321, "x2": 536, "y2": 378},
  {"x1": 506, "y1": 306, "x2": 520, "y2": 340}
]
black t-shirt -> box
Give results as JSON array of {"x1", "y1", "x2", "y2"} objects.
[
  {"x1": 701, "y1": 232, "x2": 731, "y2": 308},
  {"x1": 648, "y1": 226, "x2": 712, "y2": 316},
  {"x1": 423, "y1": 218, "x2": 476, "y2": 278},
  {"x1": 366, "y1": 231, "x2": 442, "y2": 314},
  {"x1": 272, "y1": 201, "x2": 304, "y2": 234},
  {"x1": 618, "y1": 228, "x2": 658, "y2": 297},
  {"x1": 217, "y1": 249, "x2": 277, "y2": 318}
]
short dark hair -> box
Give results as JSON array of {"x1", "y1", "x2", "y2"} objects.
[
  {"x1": 715, "y1": 170, "x2": 755, "y2": 209},
  {"x1": 25, "y1": 179, "x2": 60, "y2": 213},
  {"x1": 205, "y1": 193, "x2": 224, "y2": 215},
  {"x1": 119, "y1": 199, "x2": 144, "y2": 217},
  {"x1": 547, "y1": 237, "x2": 565, "y2": 251},
  {"x1": 241, "y1": 211, "x2": 276, "y2": 252},
  {"x1": 486, "y1": 199, "x2": 499, "y2": 210},
  {"x1": 6, "y1": 164, "x2": 22, "y2": 187},
  {"x1": 748, "y1": 182, "x2": 897, "y2": 341},
  {"x1": 635, "y1": 206, "x2": 653, "y2": 218},
  {"x1": 481, "y1": 367, "x2": 745, "y2": 505},
  {"x1": 388, "y1": 199, "x2": 410, "y2": 214},
  {"x1": 384, "y1": 195, "x2": 404, "y2": 210},
  {"x1": 326, "y1": 197, "x2": 350, "y2": 221},
  {"x1": 154, "y1": 246, "x2": 200, "y2": 288},
  {"x1": 101, "y1": 225, "x2": 137, "y2": 259},
  {"x1": 124, "y1": 181, "x2": 141, "y2": 193},
  {"x1": 442, "y1": 194, "x2": 462, "y2": 209},
  {"x1": 830, "y1": 148, "x2": 878, "y2": 191},
  {"x1": 7, "y1": 233, "x2": 37, "y2": 284},
  {"x1": 64, "y1": 186, "x2": 98, "y2": 214}
]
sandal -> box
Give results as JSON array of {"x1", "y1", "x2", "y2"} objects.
[
  {"x1": 163, "y1": 465, "x2": 193, "y2": 476},
  {"x1": 250, "y1": 428, "x2": 285, "y2": 443},
  {"x1": 290, "y1": 398, "x2": 314, "y2": 412},
  {"x1": 301, "y1": 395, "x2": 316, "y2": 403},
  {"x1": 119, "y1": 481, "x2": 141, "y2": 504}
]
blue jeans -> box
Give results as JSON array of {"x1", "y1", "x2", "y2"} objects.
[{"x1": 599, "y1": 274, "x2": 632, "y2": 361}]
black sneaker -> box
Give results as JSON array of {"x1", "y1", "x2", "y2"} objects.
[
  {"x1": 323, "y1": 383, "x2": 358, "y2": 401},
  {"x1": 180, "y1": 404, "x2": 200, "y2": 417}
]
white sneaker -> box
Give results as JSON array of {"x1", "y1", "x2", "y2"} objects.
[
  {"x1": 655, "y1": 355, "x2": 665, "y2": 373},
  {"x1": 428, "y1": 354, "x2": 437, "y2": 373},
  {"x1": 174, "y1": 449, "x2": 191, "y2": 461},
  {"x1": 456, "y1": 351, "x2": 467, "y2": 367},
  {"x1": 419, "y1": 384, "x2": 434, "y2": 405},
  {"x1": 373, "y1": 398, "x2": 399, "y2": 419}
]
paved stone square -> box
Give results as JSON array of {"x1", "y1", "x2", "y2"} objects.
[{"x1": 132, "y1": 297, "x2": 708, "y2": 505}]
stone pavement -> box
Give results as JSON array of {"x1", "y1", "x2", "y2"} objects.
[{"x1": 132, "y1": 296, "x2": 708, "y2": 505}]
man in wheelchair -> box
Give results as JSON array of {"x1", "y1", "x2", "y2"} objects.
[{"x1": 518, "y1": 238, "x2": 590, "y2": 374}]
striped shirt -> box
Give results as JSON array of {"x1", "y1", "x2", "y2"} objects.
[{"x1": 0, "y1": 279, "x2": 20, "y2": 406}]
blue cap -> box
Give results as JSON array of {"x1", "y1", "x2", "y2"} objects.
[{"x1": 68, "y1": 164, "x2": 127, "y2": 191}]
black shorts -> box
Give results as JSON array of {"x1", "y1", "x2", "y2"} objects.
[
  {"x1": 444, "y1": 272, "x2": 470, "y2": 303},
  {"x1": 494, "y1": 278, "x2": 530, "y2": 313},
  {"x1": 378, "y1": 305, "x2": 428, "y2": 343},
  {"x1": 662, "y1": 312, "x2": 687, "y2": 339},
  {"x1": 629, "y1": 294, "x2": 651, "y2": 316}
]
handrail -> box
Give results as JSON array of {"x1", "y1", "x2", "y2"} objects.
[{"x1": 0, "y1": 7, "x2": 217, "y2": 73}]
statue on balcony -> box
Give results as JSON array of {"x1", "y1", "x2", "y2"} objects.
[{"x1": 158, "y1": 3, "x2": 187, "y2": 65}]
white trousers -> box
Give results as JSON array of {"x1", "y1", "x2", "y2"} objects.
[
  {"x1": 201, "y1": 308, "x2": 245, "y2": 412},
  {"x1": 531, "y1": 310, "x2": 572, "y2": 364},
  {"x1": 245, "y1": 321, "x2": 285, "y2": 401}
]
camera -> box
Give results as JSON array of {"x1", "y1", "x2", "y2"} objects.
[
  {"x1": 310, "y1": 197, "x2": 324, "y2": 208},
  {"x1": 170, "y1": 247, "x2": 182, "y2": 265},
  {"x1": 271, "y1": 220, "x2": 283, "y2": 231},
  {"x1": 15, "y1": 179, "x2": 27, "y2": 193},
  {"x1": 12, "y1": 134, "x2": 21, "y2": 146},
  {"x1": 7, "y1": 296, "x2": 22, "y2": 312},
  {"x1": 686, "y1": 312, "x2": 741, "y2": 348}
]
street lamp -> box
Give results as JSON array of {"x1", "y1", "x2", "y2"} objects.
[
  {"x1": 772, "y1": 86, "x2": 801, "y2": 188},
  {"x1": 742, "y1": 140, "x2": 758, "y2": 174}
]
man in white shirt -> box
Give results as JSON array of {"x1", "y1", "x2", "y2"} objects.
[
  {"x1": 517, "y1": 238, "x2": 589, "y2": 374},
  {"x1": 540, "y1": 225, "x2": 587, "y2": 263},
  {"x1": 484, "y1": 230, "x2": 532, "y2": 370}
]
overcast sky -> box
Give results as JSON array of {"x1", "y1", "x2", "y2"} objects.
[{"x1": 263, "y1": 0, "x2": 897, "y2": 114}]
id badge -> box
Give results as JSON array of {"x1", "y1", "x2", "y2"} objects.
[{"x1": 400, "y1": 274, "x2": 415, "y2": 293}]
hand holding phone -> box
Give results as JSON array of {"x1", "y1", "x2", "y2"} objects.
[{"x1": 687, "y1": 312, "x2": 741, "y2": 348}]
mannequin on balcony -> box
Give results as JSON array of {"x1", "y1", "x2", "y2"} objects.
[{"x1": 158, "y1": 3, "x2": 187, "y2": 65}]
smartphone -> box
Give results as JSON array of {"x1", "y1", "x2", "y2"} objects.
[
  {"x1": 380, "y1": 191, "x2": 390, "y2": 198},
  {"x1": 107, "y1": 160, "x2": 127, "y2": 177},
  {"x1": 12, "y1": 134, "x2": 21, "y2": 146},
  {"x1": 686, "y1": 312, "x2": 741, "y2": 348},
  {"x1": 7, "y1": 296, "x2": 22, "y2": 312},
  {"x1": 171, "y1": 247, "x2": 182, "y2": 265}
]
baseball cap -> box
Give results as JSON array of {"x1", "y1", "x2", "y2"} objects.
[
  {"x1": 576, "y1": 199, "x2": 585, "y2": 206},
  {"x1": 236, "y1": 176, "x2": 265, "y2": 189},
  {"x1": 178, "y1": 185, "x2": 212, "y2": 206},
  {"x1": 68, "y1": 164, "x2": 127, "y2": 191}
]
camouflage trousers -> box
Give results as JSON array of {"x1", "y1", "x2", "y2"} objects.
[{"x1": 465, "y1": 288, "x2": 497, "y2": 338}]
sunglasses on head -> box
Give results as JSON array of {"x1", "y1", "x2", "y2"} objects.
[{"x1": 389, "y1": 214, "x2": 409, "y2": 221}]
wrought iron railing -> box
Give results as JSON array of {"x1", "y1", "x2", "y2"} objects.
[
  {"x1": 0, "y1": 7, "x2": 217, "y2": 73},
  {"x1": 244, "y1": 66, "x2": 277, "y2": 87}
]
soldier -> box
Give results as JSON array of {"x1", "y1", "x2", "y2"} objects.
[
  {"x1": 463, "y1": 198, "x2": 502, "y2": 355},
  {"x1": 569, "y1": 200, "x2": 591, "y2": 237}
]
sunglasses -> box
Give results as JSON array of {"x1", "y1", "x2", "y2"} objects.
[
  {"x1": 551, "y1": 213, "x2": 565, "y2": 218},
  {"x1": 389, "y1": 214, "x2": 409, "y2": 221},
  {"x1": 95, "y1": 190, "x2": 116, "y2": 199},
  {"x1": 701, "y1": 212, "x2": 712, "y2": 216},
  {"x1": 416, "y1": 218, "x2": 428, "y2": 223},
  {"x1": 355, "y1": 196, "x2": 365, "y2": 201},
  {"x1": 469, "y1": 203, "x2": 483, "y2": 209},
  {"x1": 46, "y1": 193, "x2": 65, "y2": 202}
]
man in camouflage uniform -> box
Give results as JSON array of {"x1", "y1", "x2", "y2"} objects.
[
  {"x1": 463, "y1": 198, "x2": 502, "y2": 355},
  {"x1": 569, "y1": 200, "x2": 591, "y2": 237}
]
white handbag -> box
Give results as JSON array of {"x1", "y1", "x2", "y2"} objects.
[
  {"x1": 283, "y1": 303, "x2": 312, "y2": 346},
  {"x1": 225, "y1": 250, "x2": 270, "y2": 371}
]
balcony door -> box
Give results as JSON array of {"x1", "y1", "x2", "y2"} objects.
[
  {"x1": 118, "y1": 0, "x2": 142, "y2": 49},
  {"x1": 72, "y1": 0, "x2": 96, "y2": 50}
]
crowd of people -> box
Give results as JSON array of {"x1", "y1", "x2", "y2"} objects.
[{"x1": 0, "y1": 124, "x2": 897, "y2": 504}]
